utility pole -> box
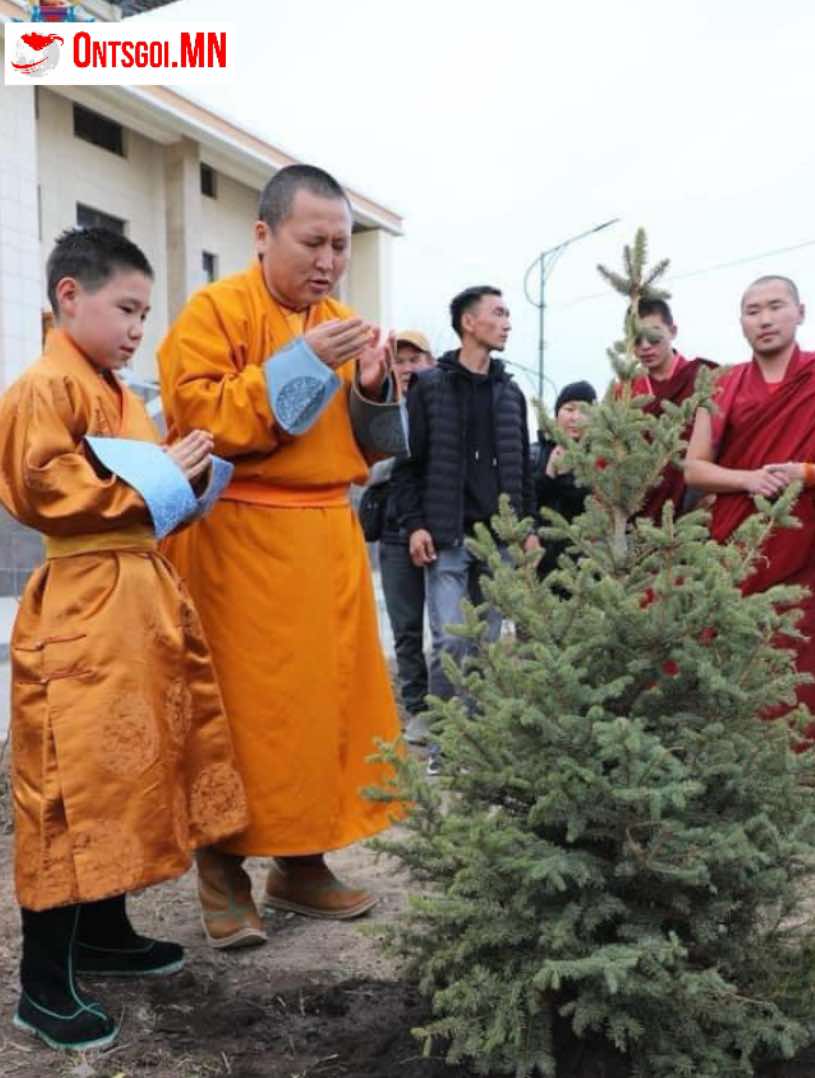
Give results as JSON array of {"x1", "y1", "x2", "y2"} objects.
[{"x1": 523, "y1": 218, "x2": 620, "y2": 401}]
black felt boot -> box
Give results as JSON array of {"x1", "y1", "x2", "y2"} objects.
[
  {"x1": 76, "y1": 894, "x2": 184, "y2": 977},
  {"x1": 14, "y1": 905, "x2": 118, "y2": 1051}
]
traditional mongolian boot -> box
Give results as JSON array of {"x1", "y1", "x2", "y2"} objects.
[
  {"x1": 75, "y1": 894, "x2": 184, "y2": 977},
  {"x1": 196, "y1": 847, "x2": 267, "y2": 949},
  {"x1": 265, "y1": 854, "x2": 378, "y2": 920},
  {"x1": 14, "y1": 905, "x2": 118, "y2": 1051}
]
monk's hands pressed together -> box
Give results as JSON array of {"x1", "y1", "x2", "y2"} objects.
[
  {"x1": 305, "y1": 318, "x2": 373, "y2": 370},
  {"x1": 743, "y1": 464, "x2": 800, "y2": 498},
  {"x1": 409, "y1": 528, "x2": 436, "y2": 567},
  {"x1": 166, "y1": 429, "x2": 214, "y2": 483},
  {"x1": 358, "y1": 329, "x2": 395, "y2": 399}
]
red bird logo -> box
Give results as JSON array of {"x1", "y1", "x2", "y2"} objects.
[{"x1": 11, "y1": 31, "x2": 64, "y2": 76}]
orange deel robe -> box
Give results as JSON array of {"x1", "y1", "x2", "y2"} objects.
[
  {"x1": 0, "y1": 329, "x2": 248, "y2": 911},
  {"x1": 158, "y1": 263, "x2": 401, "y2": 857}
]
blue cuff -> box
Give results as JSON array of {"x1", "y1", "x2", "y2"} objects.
[
  {"x1": 194, "y1": 454, "x2": 234, "y2": 518},
  {"x1": 86, "y1": 436, "x2": 198, "y2": 539},
  {"x1": 264, "y1": 337, "x2": 340, "y2": 435}
]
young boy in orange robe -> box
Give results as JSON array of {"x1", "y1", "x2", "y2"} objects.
[{"x1": 0, "y1": 227, "x2": 247, "y2": 1051}]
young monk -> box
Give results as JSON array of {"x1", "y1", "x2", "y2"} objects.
[
  {"x1": 685, "y1": 275, "x2": 815, "y2": 735},
  {"x1": 629, "y1": 298, "x2": 716, "y2": 520},
  {"x1": 0, "y1": 227, "x2": 247, "y2": 1051}
]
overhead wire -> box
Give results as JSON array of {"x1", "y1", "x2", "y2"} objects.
[{"x1": 552, "y1": 238, "x2": 815, "y2": 311}]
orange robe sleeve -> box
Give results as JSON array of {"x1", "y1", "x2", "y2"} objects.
[
  {"x1": 158, "y1": 290, "x2": 283, "y2": 458},
  {"x1": 0, "y1": 373, "x2": 150, "y2": 536}
]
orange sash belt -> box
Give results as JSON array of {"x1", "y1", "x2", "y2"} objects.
[
  {"x1": 44, "y1": 524, "x2": 157, "y2": 559},
  {"x1": 221, "y1": 479, "x2": 350, "y2": 509}
]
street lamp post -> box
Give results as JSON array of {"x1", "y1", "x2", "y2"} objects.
[{"x1": 523, "y1": 218, "x2": 620, "y2": 402}]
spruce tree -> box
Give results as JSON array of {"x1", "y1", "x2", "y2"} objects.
[{"x1": 370, "y1": 230, "x2": 815, "y2": 1077}]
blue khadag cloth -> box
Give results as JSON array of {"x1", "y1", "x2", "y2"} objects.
[
  {"x1": 86, "y1": 437, "x2": 197, "y2": 539},
  {"x1": 264, "y1": 337, "x2": 340, "y2": 435}
]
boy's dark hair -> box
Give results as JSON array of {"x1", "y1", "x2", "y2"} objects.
[
  {"x1": 258, "y1": 164, "x2": 351, "y2": 232},
  {"x1": 450, "y1": 285, "x2": 502, "y2": 338},
  {"x1": 46, "y1": 227, "x2": 153, "y2": 313},
  {"x1": 637, "y1": 297, "x2": 674, "y2": 326}
]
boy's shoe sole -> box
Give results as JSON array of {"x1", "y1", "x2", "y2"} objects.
[
  {"x1": 76, "y1": 955, "x2": 185, "y2": 977},
  {"x1": 12, "y1": 1012, "x2": 118, "y2": 1053}
]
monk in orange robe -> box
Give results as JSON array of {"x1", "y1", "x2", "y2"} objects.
[
  {"x1": 159, "y1": 164, "x2": 406, "y2": 947},
  {"x1": 686, "y1": 275, "x2": 815, "y2": 742},
  {"x1": 0, "y1": 227, "x2": 247, "y2": 1052}
]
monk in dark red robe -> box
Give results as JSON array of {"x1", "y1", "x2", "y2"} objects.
[
  {"x1": 685, "y1": 274, "x2": 815, "y2": 733},
  {"x1": 629, "y1": 298, "x2": 716, "y2": 521}
]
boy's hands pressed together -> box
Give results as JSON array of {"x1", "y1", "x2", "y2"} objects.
[{"x1": 166, "y1": 430, "x2": 214, "y2": 483}]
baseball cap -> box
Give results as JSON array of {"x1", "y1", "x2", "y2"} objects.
[{"x1": 395, "y1": 330, "x2": 432, "y2": 355}]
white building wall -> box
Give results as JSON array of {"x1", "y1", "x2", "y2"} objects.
[
  {"x1": 200, "y1": 170, "x2": 257, "y2": 281},
  {"x1": 36, "y1": 89, "x2": 168, "y2": 381},
  {"x1": 0, "y1": 83, "x2": 43, "y2": 386},
  {"x1": 348, "y1": 229, "x2": 394, "y2": 328}
]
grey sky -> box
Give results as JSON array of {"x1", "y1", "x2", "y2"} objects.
[{"x1": 137, "y1": 0, "x2": 815, "y2": 409}]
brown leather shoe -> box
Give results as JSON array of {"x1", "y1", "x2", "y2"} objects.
[
  {"x1": 265, "y1": 855, "x2": 378, "y2": 920},
  {"x1": 196, "y1": 848, "x2": 268, "y2": 949}
]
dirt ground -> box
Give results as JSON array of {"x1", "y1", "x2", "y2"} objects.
[
  {"x1": 0, "y1": 814, "x2": 480, "y2": 1078},
  {"x1": 2, "y1": 750, "x2": 815, "y2": 1078}
]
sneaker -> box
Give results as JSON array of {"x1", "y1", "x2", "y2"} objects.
[{"x1": 426, "y1": 753, "x2": 442, "y2": 778}]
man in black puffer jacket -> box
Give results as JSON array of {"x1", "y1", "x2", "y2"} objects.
[{"x1": 392, "y1": 286, "x2": 537, "y2": 772}]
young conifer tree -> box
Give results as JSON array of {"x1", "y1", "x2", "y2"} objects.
[{"x1": 370, "y1": 231, "x2": 815, "y2": 1078}]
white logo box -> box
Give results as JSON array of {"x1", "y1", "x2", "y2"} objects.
[{"x1": 4, "y1": 22, "x2": 234, "y2": 86}]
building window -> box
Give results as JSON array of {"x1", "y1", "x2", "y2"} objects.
[
  {"x1": 73, "y1": 104, "x2": 125, "y2": 157},
  {"x1": 201, "y1": 164, "x2": 217, "y2": 198},
  {"x1": 77, "y1": 203, "x2": 127, "y2": 235},
  {"x1": 202, "y1": 251, "x2": 218, "y2": 283}
]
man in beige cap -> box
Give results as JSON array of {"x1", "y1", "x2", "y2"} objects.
[{"x1": 364, "y1": 332, "x2": 435, "y2": 745}]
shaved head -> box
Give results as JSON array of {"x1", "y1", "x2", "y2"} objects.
[{"x1": 742, "y1": 275, "x2": 800, "y2": 307}]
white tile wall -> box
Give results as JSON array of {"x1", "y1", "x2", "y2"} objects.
[
  {"x1": 0, "y1": 84, "x2": 42, "y2": 388},
  {"x1": 200, "y1": 171, "x2": 257, "y2": 281}
]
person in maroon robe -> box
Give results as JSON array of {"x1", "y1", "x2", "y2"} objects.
[
  {"x1": 629, "y1": 298, "x2": 717, "y2": 521},
  {"x1": 685, "y1": 274, "x2": 815, "y2": 737}
]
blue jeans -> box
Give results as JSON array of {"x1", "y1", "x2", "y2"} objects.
[{"x1": 425, "y1": 543, "x2": 504, "y2": 704}]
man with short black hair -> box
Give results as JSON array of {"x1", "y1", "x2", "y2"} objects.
[{"x1": 394, "y1": 287, "x2": 537, "y2": 772}]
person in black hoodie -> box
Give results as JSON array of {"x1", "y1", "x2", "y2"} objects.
[
  {"x1": 393, "y1": 286, "x2": 537, "y2": 772},
  {"x1": 532, "y1": 379, "x2": 597, "y2": 579}
]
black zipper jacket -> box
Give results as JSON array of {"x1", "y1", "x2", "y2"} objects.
[{"x1": 392, "y1": 350, "x2": 535, "y2": 549}]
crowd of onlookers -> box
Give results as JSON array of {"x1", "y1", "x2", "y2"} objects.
[{"x1": 365, "y1": 276, "x2": 813, "y2": 773}]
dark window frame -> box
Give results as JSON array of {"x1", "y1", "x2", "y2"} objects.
[
  {"x1": 76, "y1": 203, "x2": 127, "y2": 235},
  {"x1": 202, "y1": 250, "x2": 218, "y2": 283},
  {"x1": 200, "y1": 164, "x2": 217, "y2": 198},
  {"x1": 73, "y1": 104, "x2": 126, "y2": 157}
]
